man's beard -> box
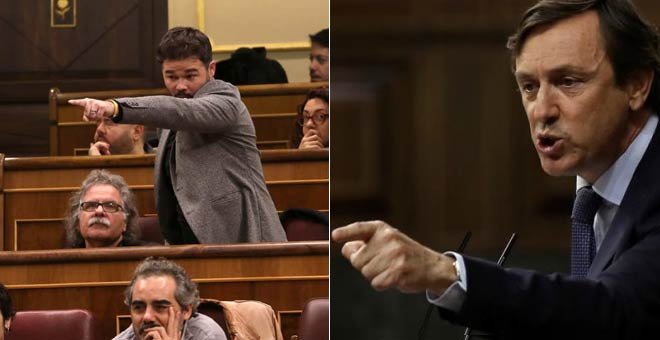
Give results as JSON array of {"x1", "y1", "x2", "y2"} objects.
[{"x1": 98, "y1": 129, "x2": 136, "y2": 154}]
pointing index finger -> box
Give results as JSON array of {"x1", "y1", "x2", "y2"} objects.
[
  {"x1": 331, "y1": 221, "x2": 383, "y2": 243},
  {"x1": 68, "y1": 98, "x2": 86, "y2": 107}
]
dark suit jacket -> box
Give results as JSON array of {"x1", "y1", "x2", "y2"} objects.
[
  {"x1": 439, "y1": 123, "x2": 660, "y2": 339},
  {"x1": 117, "y1": 79, "x2": 287, "y2": 244}
]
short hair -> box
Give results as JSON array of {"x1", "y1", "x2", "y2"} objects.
[
  {"x1": 309, "y1": 28, "x2": 329, "y2": 48},
  {"x1": 290, "y1": 87, "x2": 329, "y2": 148},
  {"x1": 0, "y1": 284, "x2": 15, "y2": 321},
  {"x1": 507, "y1": 0, "x2": 660, "y2": 112},
  {"x1": 124, "y1": 257, "x2": 200, "y2": 314},
  {"x1": 157, "y1": 27, "x2": 213, "y2": 66},
  {"x1": 64, "y1": 169, "x2": 140, "y2": 248}
]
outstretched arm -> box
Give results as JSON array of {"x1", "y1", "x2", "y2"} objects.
[{"x1": 332, "y1": 220, "x2": 458, "y2": 295}]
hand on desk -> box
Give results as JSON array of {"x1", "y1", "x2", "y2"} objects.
[{"x1": 332, "y1": 220, "x2": 458, "y2": 295}]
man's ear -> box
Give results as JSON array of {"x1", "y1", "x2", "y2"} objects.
[
  {"x1": 132, "y1": 125, "x2": 144, "y2": 142},
  {"x1": 207, "y1": 60, "x2": 216, "y2": 78},
  {"x1": 627, "y1": 69, "x2": 654, "y2": 111},
  {"x1": 182, "y1": 304, "x2": 193, "y2": 320},
  {"x1": 4, "y1": 317, "x2": 11, "y2": 332}
]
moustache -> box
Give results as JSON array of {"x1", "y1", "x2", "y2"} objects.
[
  {"x1": 174, "y1": 92, "x2": 192, "y2": 99},
  {"x1": 87, "y1": 217, "x2": 111, "y2": 228},
  {"x1": 139, "y1": 321, "x2": 160, "y2": 334}
]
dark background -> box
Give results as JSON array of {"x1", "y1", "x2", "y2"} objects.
[{"x1": 330, "y1": 0, "x2": 660, "y2": 338}]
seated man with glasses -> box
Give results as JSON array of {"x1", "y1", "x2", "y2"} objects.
[
  {"x1": 290, "y1": 87, "x2": 329, "y2": 149},
  {"x1": 64, "y1": 169, "x2": 149, "y2": 248}
]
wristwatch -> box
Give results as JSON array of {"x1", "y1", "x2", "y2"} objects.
[{"x1": 453, "y1": 259, "x2": 462, "y2": 281}]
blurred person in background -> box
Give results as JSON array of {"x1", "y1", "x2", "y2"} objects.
[{"x1": 309, "y1": 29, "x2": 329, "y2": 82}]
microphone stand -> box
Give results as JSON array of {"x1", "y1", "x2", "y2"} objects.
[
  {"x1": 417, "y1": 231, "x2": 472, "y2": 340},
  {"x1": 464, "y1": 233, "x2": 517, "y2": 340}
]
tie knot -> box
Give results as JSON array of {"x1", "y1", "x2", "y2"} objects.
[{"x1": 571, "y1": 186, "x2": 603, "y2": 225}]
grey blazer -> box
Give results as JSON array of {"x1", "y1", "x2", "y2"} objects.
[{"x1": 117, "y1": 79, "x2": 286, "y2": 243}]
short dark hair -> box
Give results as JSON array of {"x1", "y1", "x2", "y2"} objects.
[
  {"x1": 507, "y1": 0, "x2": 660, "y2": 112},
  {"x1": 290, "y1": 87, "x2": 329, "y2": 148},
  {"x1": 157, "y1": 27, "x2": 213, "y2": 66},
  {"x1": 64, "y1": 169, "x2": 140, "y2": 248},
  {"x1": 309, "y1": 28, "x2": 329, "y2": 48},
  {"x1": 124, "y1": 257, "x2": 200, "y2": 314},
  {"x1": 0, "y1": 284, "x2": 15, "y2": 321}
]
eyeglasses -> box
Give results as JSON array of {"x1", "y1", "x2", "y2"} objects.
[
  {"x1": 298, "y1": 112, "x2": 329, "y2": 126},
  {"x1": 79, "y1": 201, "x2": 124, "y2": 213}
]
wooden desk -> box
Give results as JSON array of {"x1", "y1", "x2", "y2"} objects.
[
  {"x1": 0, "y1": 242, "x2": 328, "y2": 340},
  {"x1": 0, "y1": 150, "x2": 328, "y2": 250}
]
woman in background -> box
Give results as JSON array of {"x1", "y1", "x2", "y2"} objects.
[{"x1": 290, "y1": 87, "x2": 329, "y2": 149}]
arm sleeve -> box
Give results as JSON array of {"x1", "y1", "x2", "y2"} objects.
[
  {"x1": 116, "y1": 81, "x2": 248, "y2": 133},
  {"x1": 427, "y1": 251, "x2": 467, "y2": 312}
]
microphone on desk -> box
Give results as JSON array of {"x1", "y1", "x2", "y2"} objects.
[
  {"x1": 417, "y1": 231, "x2": 472, "y2": 340},
  {"x1": 464, "y1": 233, "x2": 517, "y2": 340}
]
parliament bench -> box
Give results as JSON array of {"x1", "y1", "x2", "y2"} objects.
[
  {"x1": 0, "y1": 242, "x2": 328, "y2": 340},
  {"x1": 0, "y1": 150, "x2": 328, "y2": 251},
  {"x1": 49, "y1": 82, "x2": 326, "y2": 156},
  {"x1": 65, "y1": 112, "x2": 297, "y2": 155}
]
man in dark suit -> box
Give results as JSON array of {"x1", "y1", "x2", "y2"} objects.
[
  {"x1": 333, "y1": 0, "x2": 660, "y2": 338},
  {"x1": 70, "y1": 27, "x2": 286, "y2": 244}
]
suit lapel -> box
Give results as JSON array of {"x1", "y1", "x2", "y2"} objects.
[
  {"x1": 587, "y1": 121, "x2": 660, "y2": 277},
  {"x1": 587, "y1": 209, "x2": 632, "y2": 278}
]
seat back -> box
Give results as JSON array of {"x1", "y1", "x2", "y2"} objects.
[
  {"x1": 138, "y1": 215, "x2": 165, "y2": 244},
  {"x1": 199, "y1": 299, "x2": 283, "y2": 340},
  {"x1": 6, "y1": 309, "x2": 98, "y2": 340},
  {"x1": 296, "y1": 298, "x2": 328, "y2": 340},
  {"x1": 197, "y1": 299, "x2": 230, "y2": 336},
  {"x1": 280, "y1": 209, "x2": 328, "y2": 241}
]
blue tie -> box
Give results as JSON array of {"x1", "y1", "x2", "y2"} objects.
[{"x1": 570, "y1": 186, "x2": 603, "y2": 278}]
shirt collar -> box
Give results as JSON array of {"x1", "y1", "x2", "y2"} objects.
[{"x1": 577, "y1": 114, "x2": 658, "y2": 205}]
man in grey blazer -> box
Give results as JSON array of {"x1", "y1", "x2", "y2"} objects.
[{"x1": 70, "y1": 27, "x2": 286, "y2": 244}]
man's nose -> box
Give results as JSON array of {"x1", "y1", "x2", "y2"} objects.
[
  {"x1": 94, "y1": 204, "x2": 105, "y2": 215},
  {"x1": 143, "y1": 305, "x2": 156, "y2": 322},
  {"x1": 175, "y1": 80, "x2": 188, "y2": 91},
  {"x1": 530, "y1": 84, "x2": 559, "y2": 127},
  {"x1": 96, "y1": 122, "x2": 107, "y2": 133}
]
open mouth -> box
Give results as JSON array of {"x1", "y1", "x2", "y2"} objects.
[{"x1": 539, "y1": 136, "x2": 557, "y2": 148}]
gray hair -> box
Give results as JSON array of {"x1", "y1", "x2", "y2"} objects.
[
  {"x1": 64, "y1": 169, "x2": 140, "y2": 248},
  {"x1": 124, "y1": 257, "x2": 200, "y2": 313}
]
